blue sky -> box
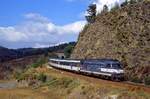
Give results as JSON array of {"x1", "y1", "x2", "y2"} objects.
[
  {"x1": 0, "y1": 0, "x2": 124, "y2": 48},
  {"x1": 0, "y1": 0, "x2": 90, "y2": 26}
]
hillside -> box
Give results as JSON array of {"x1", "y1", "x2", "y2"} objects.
[
  {"x1": 0, "y1": 42, "x2": 76, "y2": 63},
  {"x1": 0, "y1": 55, "x2": 45, "y2": 79},
  {"x1": 0, "y1": 46, "x2": 17, "y2": 62},
  {"x1": 71, "y1": 1, "x2": 150, "y2": 81}
]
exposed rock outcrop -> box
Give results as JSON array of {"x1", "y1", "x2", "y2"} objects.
[{"x1": 71, "y1": 1, "x2": 150, "y2": 80}]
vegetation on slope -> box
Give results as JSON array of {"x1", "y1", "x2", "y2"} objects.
[
  {"x1": 0, "y1": 55, "x2": 46, "y2": 80},
  {"x1": 1, "y1": 64, "x2": 149, "y2": 99},
  {"x1": 0, "y1": 42, "x2": 76, "y2": 79},
  {"x1": 64, "y1": 45, "x2": 75, "y2": 58}
]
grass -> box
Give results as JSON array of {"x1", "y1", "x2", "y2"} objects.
[
  {"x1": 30, "y1": 57, "x2": 47, "y2": 68},
  {"x1": 14, "y1": 57, "x2": 48, "y2": 81},
  {"x1": 130, "y1": 76, "x2": 142, "y2": 83},
  {"x1": 144, "y1": 76, "x2": 150, "y2": 85},
  {"x1": 0, "y1": 88, "x2": 52, "y2": 99},
  {"x1": 37, "y1": 73, "x2": 47, "y2": 83}
]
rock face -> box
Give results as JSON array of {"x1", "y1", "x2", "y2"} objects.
[{"x1": 71, "y1": 1, "x2": 150, "y2": 79}]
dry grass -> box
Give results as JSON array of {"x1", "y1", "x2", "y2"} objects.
[{"x1": 0, "y1": 88, "x2": 52, "y2": 99}]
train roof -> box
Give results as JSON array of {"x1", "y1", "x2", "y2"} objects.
[
  {"x1": 49, "y1": 58, "x2": 80, "y2": 63},
  {"x1": 49, "y1": 58, "x2": 121, "y2": 64},
  {"x1": 81, "y1": 59, "x2": 120, "y2": 64}
]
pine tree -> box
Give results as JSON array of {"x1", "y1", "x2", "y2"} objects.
[
  {"x1": 121, "y1": 0, "x2": 128, "y2": 7},
  {"x1": 129, "y1": 0, "x2": 137, "y2": 4},
  {"x1": 111, "y1": 2, "x2": 120, "y2": 11},
  {"x1": 137, "y1": 0, "x2": 143, "y2": 2},
  {"x1": 85, "y1": 4, "x2": 97, "y2": 23},
  {"x1": 101, "y1": 5, "x2": 109, "y2": 13}
]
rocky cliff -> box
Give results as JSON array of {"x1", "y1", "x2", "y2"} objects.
[{"x1": 71, "y1": 1, "x2": 150, "y2": 80}]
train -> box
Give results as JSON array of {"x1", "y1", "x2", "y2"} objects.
[{"x1": 49, "y1": 58, "x2": 124, "y2": 81}]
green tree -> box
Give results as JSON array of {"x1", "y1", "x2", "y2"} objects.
[
  {"x1": 101, "y1": 5, "x2": 109, "y2": 13},
  {"x1": 137, "y1": 0, "x2": 143, "y2": 2},
  {"x1": 129, "y1": 0, "x2": 137, "y2": 4},
  {"x1": 64, "y1": 45, "x2": 74, "y2": 58},
  {"x1": 85, "y1": 4, "x2": 97, "y2": 23},
  {"x1": 111, "y1": 2, "x2": 120, "y2": 11}
]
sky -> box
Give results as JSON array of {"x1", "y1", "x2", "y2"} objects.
[{"x1": 0, "y1": 0, "x2": 125, "y2": 49}]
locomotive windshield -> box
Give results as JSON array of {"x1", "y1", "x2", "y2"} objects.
[{"x1": 112, "y1": 63, "x2": 122, "y2": 69}]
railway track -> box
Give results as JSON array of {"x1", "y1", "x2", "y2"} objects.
[{"x1": 47, "y1": 65, "x2": 150, "y2": 93}]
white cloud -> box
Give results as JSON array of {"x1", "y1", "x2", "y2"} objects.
[
  {"x1": 0, "y1": 13, "x2": 86, "y2": 44},
  {"x1": 93, "y1": 0, "x2": 125, "y2": 13},
  {"x1": 0, "y1": 27, "x2": 27, "y2": 42},
  {"x1": 33, "y1": 43, "x2": 51, "y2": 48},
  {"x1": 24, "y1": 13, "x2": 49, "y2": 22},
  {"x1": 33, "y1": 42, "x2": 69, "y2": 48},
  {"x1": 57, "y1": 21, "x2": 86, "y2": 34}
]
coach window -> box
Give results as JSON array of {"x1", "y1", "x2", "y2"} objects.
[
  {"x1": 71, "y1": 62, "x2": 75, "y2": 66},
  {"x1": 99, "y1": 64, "x2": 104, "y2": 68},
  {"x1": 112, "y1": 63, "x2": 122, "y2": 69},
  {"x1": 63, "y1": 62, "x2": 67, "y2": 65},
  {"x1": 106, "y1": 64, "x2": 111, "y2": 68}
]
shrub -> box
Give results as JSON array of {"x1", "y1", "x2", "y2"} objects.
[
  {"x1": 47, "y1": 77, "x2": 79, "y2": 90},
  {"x1": 130, "y1": 76, "x2": 142, "y2": 83},
  {"x1": 31, "y1": 58, "x2": 46, "y2": 68},
  {"x1": 37, "y1": 73, "x2": 47, "y2": 82},
  {"x1": 144, "y1": 76, "x2": 150, "y2": 85},
  {"x1": 14, "y1": 72, "x2": 22, "y2": 80},
  {"x1": 121, "y1": 0, "x2": 128, "y2": 7},
  {"x1": 64, "y1": 45, "x2": 74, "y2": 58},
  {"x1": 129, "y1": 0, "x2": 137, "y2": 4},
  {"x1": 110, "y1": 2, "x2": 120, "y2": 12},
  {"x1": 15, "y1": 72, "x2": 34, "y2": 81}
]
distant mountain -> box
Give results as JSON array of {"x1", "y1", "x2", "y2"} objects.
[
  {"x1": 0, "y1": 46, "x2": 17, "y2": 62},
  {"x1": 0, "y1": 42, "x2": 76, "y2": 63}
]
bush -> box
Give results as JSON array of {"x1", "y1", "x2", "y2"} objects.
[
  {"x1": 15, "y1": 72, "x2": 35, "y2": 81},
  {"x1": 130, "y1": 76, "x2": 142, "y2": 83},
  {"x1": 64, "y1": 45, "x2": 74, "y2": 58},
  {"x1": 111, "y1": 2, "x2": 120, "y2": 12},
  {"x1": 37, "y1": 73, "x2": 47, "y2": 82},
  {"x1": 47, "y1": 77, "x2": 79, "y2": 90},
  {"x1": 144, "y1": 76, "x2": 150, "y2": 85},
  {"x1": 121, "y1": 0, "x2": 128, "y2": 7},
  {"x1": 14, "y1": 72, "x2": 22, "y2": 80},
  {"x1": 31, "y1": 58, "x2": 46, "y2": 68},
  {"x1": 129, "y1": 0, "x2": 137, "y2": 4}
]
